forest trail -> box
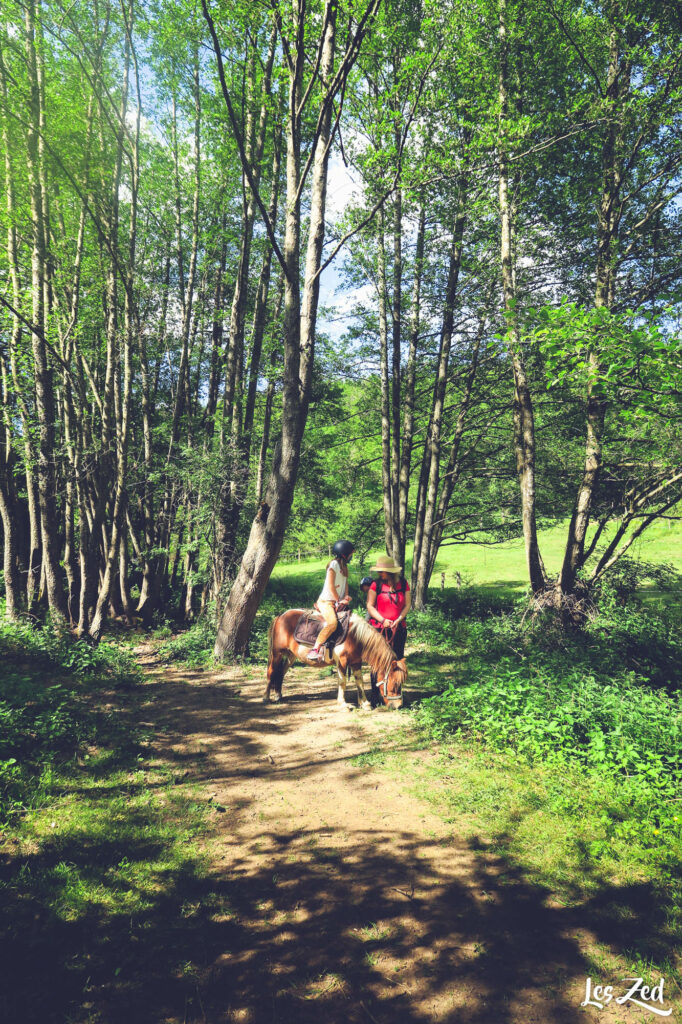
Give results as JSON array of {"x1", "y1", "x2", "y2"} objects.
[{"x1": 135, "y1": 647, "x2": 658, "y2": 1024}]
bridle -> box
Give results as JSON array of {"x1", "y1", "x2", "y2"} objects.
[
  {"x1": 376, "y1": 621, "x2": 403, "y2": 705},
  {"x1": 376, "y1": 673, "x2": 403, "y2": 704}
]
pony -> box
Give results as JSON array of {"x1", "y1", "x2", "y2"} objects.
[{"x1": 264, "y1": 610, "x2": 406, "y2": 710}]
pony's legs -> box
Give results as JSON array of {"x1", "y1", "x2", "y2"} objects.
[
  {"x1": 335, "y1": 661, "x2": 352, "y2": 711},
  {"x1": 353, "y1": 667, "x2": 371, "y2": 709},
  {"x1": 264, "y1": 654, "x2": 292, "y2": 702}
]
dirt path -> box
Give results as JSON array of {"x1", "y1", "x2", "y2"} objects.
[{"x1": 134, "y1": 650, "x2": 666, "y2": 1024}]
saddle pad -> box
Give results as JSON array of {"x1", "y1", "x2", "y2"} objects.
[{"x1": 293, "y1": 609, "x2": 350, "y2": 648}]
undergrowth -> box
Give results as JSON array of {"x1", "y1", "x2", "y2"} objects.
[
  {"x1": 155, "y1": 577, "x2": 322, "y2": 667},
  {"x1": 156, "y1": 616, "x2": 217, "y2": 668},
  {"x1": 0, "y1": 618, "x2": 142, "y2": 826},
  {"x1": 411, "y1": 573, "x2": 682, "y2": 910},
  {"x1": 0, "y1": 618, "x2": 216, "y2": 1024}
]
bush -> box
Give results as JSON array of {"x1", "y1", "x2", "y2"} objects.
[
  {"x1": 157, "y1": 617, "x2": 217, "y2": 668},
  {"x1": 413, "y1": 588, "x2": 682, "y2": 841},
  {"x1": 0, "y1": 620, "x2": 142, "y2": 825},
  {"x1": 591, "y1": 557, "x2": 682, "y2": 606},
  {"x1": 0, "y1": 619, "x2": 141, "y2": 685}
]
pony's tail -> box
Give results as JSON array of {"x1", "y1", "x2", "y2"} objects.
[
  {"x1": 267, "y1": 617, "x2": 276, "y2": 666},
  {"x1": 264, "y1": 616, "x2": 285, "y2": 701}
]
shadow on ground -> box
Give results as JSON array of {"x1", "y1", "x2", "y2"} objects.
[
  {"x1": 1, "y1": 820, "x2": 678, "y2": 1023},
  {"x1": 1, "y1": 660, "x2": 679, "y2": 1024}
]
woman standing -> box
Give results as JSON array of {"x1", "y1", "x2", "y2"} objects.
[{"x1": 366, "y1": 554, "x2": 411, "y2": 659}]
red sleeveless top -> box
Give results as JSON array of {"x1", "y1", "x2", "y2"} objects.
[{"x1": 370, "y1": 579, "x2": 409, "y2": 625}]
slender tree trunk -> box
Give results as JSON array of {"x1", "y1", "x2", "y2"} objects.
[
  {"x1": 398, "y1": 200, "x2": 425, "y2": 566},
  {"x1": 0, "y1": 360, "x2": 20, "y2": 619},
  {"x1": 377, "y1": 203, "x2": 394, "y2": 555},
  {"x1": 89, "y1": 7, "x2": 136, "y2": 638},
  {"x1": 425, "y1": 321, "x2": 485, "y2": 582},
  {"x1": 0, "y1": 482, "x2": 20, "y2": 621},
  {"x1": 411, "y1": 436, "x2": 430, "y2": 588},
  {"x1": 390, "y1": 183, "x2": 402, "y2": 557},
  {"x1": 255, "y1": 281, "x2": 284, "y2": 507},
  {"x1": 0, "y1": 43, "x2": 41, "y2": 611},
  {"x1": 243, "y1": 119, "x2": 282, "y2": 451},
  {"x1": 412, "y1": 199, "x2": 467, "y2": 609},
  {"x1": 498, "y1": 0, "x2": 545, "y2": 595},
  {"x1": 558, "y1": 25, "x2": 624, "y2": 596},
  {"x1": 215, "y1": 30, "x2": 277, "y2": 581},
  {"x1": 25, "y1": 0, "x2": 68, "y2": 621},
  {"x1": 204, "y1": 218, "x2": 228, "y2": 438}
]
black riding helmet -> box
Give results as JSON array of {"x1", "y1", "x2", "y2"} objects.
[{"x1": 332, "y1": 539, "x2": 355, "y2": 561}]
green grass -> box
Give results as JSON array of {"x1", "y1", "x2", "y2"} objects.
[
  {"x1": 414, "y1": 743, "x2": 682, "y2": 984},
  {"x1": 272, "y1": 518, "x2": 682, "y2": 602},
  {"x1": 396, "y1": 568, "x2": 682, "y2": 989}
]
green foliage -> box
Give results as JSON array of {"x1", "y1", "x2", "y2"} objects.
[
  {"x1": 414, "y1": 587, "x2": 682, "y2": 847},
  {"x1": 157, "y1": 616, "x2": 217, "y2": 668},
  {"x1": 591, "y1": 557, "x2": 682, "y2": 607},
  {"x1": 0, "y1": 620, "x2": 142, "y2": 825},
  {"x1": 532, "y1": 302, "x2": 682, "y2": 397},
  {"x1": 0, "y1": 619, "x2": 142, "y2": 686}
]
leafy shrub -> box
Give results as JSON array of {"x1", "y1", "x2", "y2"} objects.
[
  {"x1": 0, "y1": 620, "x2": 142, "y2": 823},
  {"x1": 157, "y1": 617, "x2": 217, "y2": 667},
  {"x1": 414, "y1": 598, "x2": 682, "y2": 839},
  {"x1": 592, "y1": 557, "x2": 681, "y2": 606},
  {"x1": 0, "y1": 619, "x2": 141, "y2": 685}
]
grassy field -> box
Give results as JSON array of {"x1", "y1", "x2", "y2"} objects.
[{"x1": 274, "y1": 518, "x2": 682, "y2": 605}]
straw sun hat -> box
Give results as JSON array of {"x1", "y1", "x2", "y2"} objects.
[{"x1": 370, "y1": 554, "x2": 402, "y2": 574}]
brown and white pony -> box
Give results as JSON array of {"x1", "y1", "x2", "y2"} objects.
[{"x1": 265, "y1": 610, "x2": 406, "y2": 710}]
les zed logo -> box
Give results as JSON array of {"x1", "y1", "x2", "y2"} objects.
[{"x1": 581, "y1": 976, "x2": 672, "y2": 1017}]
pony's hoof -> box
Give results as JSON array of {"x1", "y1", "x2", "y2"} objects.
[
  {"x1": 337, "y1": 702, "x2": 352, "y2": 712},
  {"x1": 271, "y1": 692, "x2": 282, "y2": 703},
  {"x1": 360, "y1": 700, "x2": 372, "y2": 710}
]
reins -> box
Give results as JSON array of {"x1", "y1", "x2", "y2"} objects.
[{"x1": 366, "y1": 621, "x2": 403, "y2": 703}]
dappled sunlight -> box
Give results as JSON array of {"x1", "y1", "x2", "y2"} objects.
[{"x1": 2, "y1": 644, "x2": 680, "y2": 1023}]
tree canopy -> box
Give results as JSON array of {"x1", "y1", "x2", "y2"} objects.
[{"x1": 0, "y1": 0, "x2": 681, "y2": 647}]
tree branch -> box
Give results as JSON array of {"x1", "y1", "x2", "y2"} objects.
[{"x1": 201, "y1": 0, "x2": 289, "y2": 281}]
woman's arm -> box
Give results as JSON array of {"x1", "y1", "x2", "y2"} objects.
[
  {"x1": 326, "y1": 566, "x2": 340, "y2": 602},
  {"x1": 366, "y1": 587, "x2": 383, "y2": 622},
  {"x1": 396, "y1": 590, "x2": 411, "y2": 624}
]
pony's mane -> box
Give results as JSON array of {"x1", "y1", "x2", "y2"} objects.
[{"x1": 349, "y1": 614, "x2": 395, "y2": 678}]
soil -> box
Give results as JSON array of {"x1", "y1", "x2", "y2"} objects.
[{"x1": 117, "y1": 649, "x2": 673, "y2": 1024}]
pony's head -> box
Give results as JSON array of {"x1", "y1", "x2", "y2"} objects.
[{"x1": 376, "y1": 657, "x2": 406, "y2": 709}]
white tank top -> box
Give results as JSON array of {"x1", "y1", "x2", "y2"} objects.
[{"x1": 319, "y1": 559, "x2": 347, "y2": 602}]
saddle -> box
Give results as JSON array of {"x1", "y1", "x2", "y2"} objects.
[{"x1": 293, "y1": 609, "x2": 351, "y2": 650}]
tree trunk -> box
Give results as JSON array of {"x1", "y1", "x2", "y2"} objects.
[
  {"x1": 425, "y1": 321, "x2": 485, "y2": 583},
  {"x1": 398, "y1": 200, "x2": 425, "y2": 566},
  {"x1": 498, "y1": 0, "x2": 545, "y2": 595},
  {"x1": 89, "y1": 6, "x2": 136, "y2": 638},
  {"x1": 24, "y1": 0, "x2": 68, "y2": 622},
  {"x1": 390, "y1": 183, "x2": 402, "y2": 557},
  {"x1": 215, "y1": 30, "x2": 277, "y2": 580},
  {"x1": 412, "y1": 199, "x2": 467, "y2": 609},
  {"x1": 557, "y1": 25, "x2": 624, "y2": 597},
  {"x1": 0, "y1": 482, "x2": 20, "y2": 621},
  {"x1": 214, "y1": 0, "x2": 338, "y2": 658},
  {"x1": 0, "y1": 42, "x2": 41, "y2": 612},
  {"x1": 377, "y1": 203, "x2": 394, "y2": 555}
]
